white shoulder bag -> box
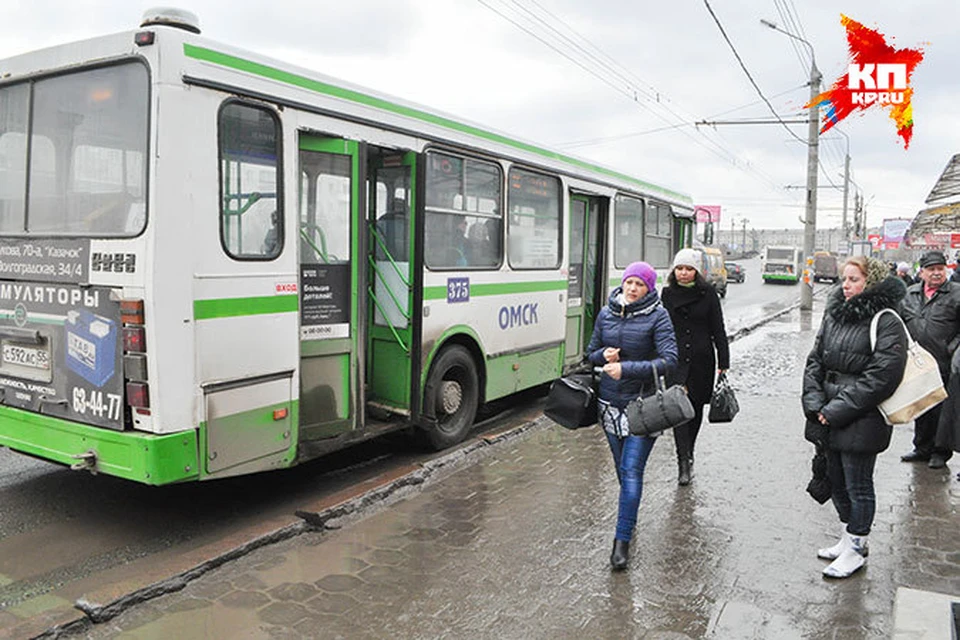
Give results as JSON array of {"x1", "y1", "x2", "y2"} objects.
[{"x1": 869, "y1": 308, "x2": 947, "y2": 425}]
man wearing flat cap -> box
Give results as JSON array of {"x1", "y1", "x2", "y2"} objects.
[{"x1": 899, "y1": 250, "x2": 960, "y2": 469}]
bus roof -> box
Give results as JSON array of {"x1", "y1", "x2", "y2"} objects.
[{"x1": 0, "y1": 21, "x2": 693, "y2": 208}]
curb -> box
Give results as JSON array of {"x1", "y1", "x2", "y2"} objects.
[{"x1": 44, "y1": 416, "x2": 549, "y2": 638}]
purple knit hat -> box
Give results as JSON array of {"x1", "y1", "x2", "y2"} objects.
[{"x1": 622, "y1": 261, "x2": 657, "y2": 293}]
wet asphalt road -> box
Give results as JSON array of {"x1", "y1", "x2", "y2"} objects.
[{"x1": 0, "y1": 266, "x2": 809, "y2": 637}]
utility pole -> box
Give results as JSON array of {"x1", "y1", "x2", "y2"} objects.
[
  {"x1": 801, "y1": 59, "x2": 822, "y2": 309},
  {"x1": 841, "y1": 146, "x2": 850, "y2": 248},
  {"x1": 762, "y1": 19, "x2": 821, "y2": 310},
  {"x1": 741, "y1": 219, "x2": 748, "y2": 255}
]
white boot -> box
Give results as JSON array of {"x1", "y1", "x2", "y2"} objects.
[
  {"x1": 823, "y1": 533, "x2": 867, "y2": 578},
  {"x1": 818, "y1": 526, "x2": 869, "y2": 560}
]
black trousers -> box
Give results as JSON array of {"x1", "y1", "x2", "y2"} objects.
[
  {"x1": 673, "y1": 402, "x2": 705, "y2": 463},
  {"x1": 914, "y1": 405, "x2": 952, "y2": 459}
]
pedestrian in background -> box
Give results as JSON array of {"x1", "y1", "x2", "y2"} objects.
[
  {"x1": 899, "y1": 250, "x2": 960, "y2": 470},
  {"x1": 896, "y1": 262, "x2": 915, "y2": 287},
  {"x1": 935, "y1": 347, "x2": 960, "y2": 481},
  {"x1": 587, "y1": 261, "x2": 677, "y2": 571},
  {"x1": 661, "y1": 248, "x2": 730, "y2": 486},
  {"x1": 802, "y1": 256, "x2": 907, "y2": 578}
]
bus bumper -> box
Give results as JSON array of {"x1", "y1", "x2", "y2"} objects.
[{"x1": 0, "y1": 404, "x2": 199, "y2": 485}]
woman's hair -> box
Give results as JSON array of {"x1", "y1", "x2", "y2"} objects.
[
  {"x1": 667, "y1": 269, "x2": 708, "y2": 287},
  {"x1": 842, "y1": 255, "x2": 869, "y2": 279},
  {"x1": 842, "y1": 255, "x2": 888, "y2": 288}
]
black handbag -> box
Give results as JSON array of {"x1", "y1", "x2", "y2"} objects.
[
  {"x1": 806, "y1": 443, "x2": 832, "y2": 504},
  {"x1": 625, "y1": 362, "x2": 694, "y2": 436},
  {"x1": 545, "y1": 372, "x2": 598, "y2": 429},
  {"x1": 708, "y1": 372, "x2": 739, "y2": 423}
]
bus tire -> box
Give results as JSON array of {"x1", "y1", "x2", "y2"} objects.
[{"x1": 418, "y1": 345, "x2": 480, "y2": 450}]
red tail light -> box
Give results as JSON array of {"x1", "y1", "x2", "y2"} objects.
[
  {"x1": 121, "y1": 299, "x2": 149, "y2": 423},
  {"x1": 123, "y1": 326, "x2": 146, "y2": 352},
  {"x1": 126, "y1": 382, "x2": 150, "y2": 409}
]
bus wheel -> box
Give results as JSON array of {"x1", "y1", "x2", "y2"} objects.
[{"x1": 419, "y1": 345, "x2": 479, "y2": 450}]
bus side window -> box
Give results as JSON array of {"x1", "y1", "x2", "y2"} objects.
[{"x1": 218, "y1": 102, "x2": 283, "y2": 260}]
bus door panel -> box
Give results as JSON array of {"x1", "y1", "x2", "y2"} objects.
[
  {"x1": 297, "y1": 136, "x2": 360, "y2": 439},
  {"x1": 564, "y1": 194, "x2": 604, "y2": 368},
  {"x1": 367, "y1": 151, "x2": 417, "y2": 414}
]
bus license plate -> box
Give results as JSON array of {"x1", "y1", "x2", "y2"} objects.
[{"x1": 2, "y1": 343, "x2": 51, "y2": 370}]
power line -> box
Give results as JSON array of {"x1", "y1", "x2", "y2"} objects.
[
  {"x1": 475, "y1": 0, "x2": 785, "y2": 191},
  {"x1": 490, "y1": 0, "x2": 754, "y2": 169},
  {"x1": 702, "y1": 0, "x2": 809, "y2": 146}
]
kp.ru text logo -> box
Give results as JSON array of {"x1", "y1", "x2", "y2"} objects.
[
  {"x1": 848, "y1": 64, "x2": 906, "y2": 105},
  {"x1": 807, "y1": 15, "x2": 924, "y2": 149}
]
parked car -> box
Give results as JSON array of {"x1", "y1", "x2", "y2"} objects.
[{"x1": 725, "y1": 262, "x2": 745, "y2": 283}]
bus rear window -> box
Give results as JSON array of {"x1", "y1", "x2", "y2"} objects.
[
  {"x1": 767, "y1": 248, "x2": 795, "y2": 260},
  {"x1": 0, "y1": 62, "x2": 149, "y2": 236}
]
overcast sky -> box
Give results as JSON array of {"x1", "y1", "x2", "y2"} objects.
[{"x1": 2, "y1": 0, "x2": 957, "y2": 232}]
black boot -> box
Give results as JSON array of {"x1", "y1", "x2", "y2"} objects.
[
  {"x1": 610, "y1": 539, "x2": 629, "y2": 571},
  {"x1": 678, "y1": 457, "x2": 692, "y2": 486}
]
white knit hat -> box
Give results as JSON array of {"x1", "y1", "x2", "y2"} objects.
[{"x1": 672, "y1": 248, "x2": 702, "y2": 271}]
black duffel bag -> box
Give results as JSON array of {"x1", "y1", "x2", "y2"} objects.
[
  {"x1": 545, "y1": 372, "x2": 598, "y2": 429},
  {"x1": 624, "y1": 362, "x2": 694, "y2": 436}
]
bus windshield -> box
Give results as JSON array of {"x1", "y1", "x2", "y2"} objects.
[{"x1": 0, "y1": 62, "x2": 148, "y2": 236}]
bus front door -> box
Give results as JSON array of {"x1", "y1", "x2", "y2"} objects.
[
  {"x1": 297, "y1": 136, "x2": 360, "y2": 439},
  {"x1": 366, "y1": 151, "x2": 417, "y2": 416},
  {"x1": 564, "y1": 194, "x2": 605, "y2": 369}
]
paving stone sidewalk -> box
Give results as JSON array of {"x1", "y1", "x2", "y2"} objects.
[{"x1": 69, "y1": 312, "x2": 960, "y2": 639}]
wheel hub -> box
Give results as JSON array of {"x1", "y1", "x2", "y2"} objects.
[{"x1": 438, "y1": 380, "x2": 462, "y2": 415}]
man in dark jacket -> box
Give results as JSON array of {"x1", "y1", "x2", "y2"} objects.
[
  {"x1": 899, "y1": 250, "x2": 960, "y2": 469},
  {"x1": 935, "y1": 348, "x2": 960, "y2": 479}
]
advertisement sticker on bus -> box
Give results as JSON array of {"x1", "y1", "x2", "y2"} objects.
[
  {"x1": 300, "y1": 263, "x2": 350, "y2": 340},
  {"x1": 0, "y1": 238, "x2": 89, "y2": 284},
  {"x1": 0, "y1": 281, "x2": 124, "y2": 430}
]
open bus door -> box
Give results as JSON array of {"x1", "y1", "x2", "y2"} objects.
[
  {"x1": 564, "y1": 194, "x2": 606, "y2": 370},
  {"x1": 366, "y1": 151, "x2": 417, "y2": 416},
  {"x1": 296, "y1": 136, "x2": 361, "y2": 440}
]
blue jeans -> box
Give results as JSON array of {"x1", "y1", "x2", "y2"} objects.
[
  {"x1": 825, "y1": 449, "x2": 877, "y2": 536},
  {"x1": 605, "y1": 432, "x2": 656, "y2": 542}
]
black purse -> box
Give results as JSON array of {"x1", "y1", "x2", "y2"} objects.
[
  {"x1": 708, "y1": 372, "x2": 739, "y2": 423},
  {"x1": 806, "y1": 443, "x2": 832, "y2": 504},
  {"x1": 625, "y1": 362, "x2": 695, "y2": 436},
  {"x1": 545, "y1": 372, "x2": 598, "y2": 429}
]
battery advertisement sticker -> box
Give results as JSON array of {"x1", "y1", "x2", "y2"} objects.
[{"x1": 0, "y1": 280, "x2": 123, "y2": 430}]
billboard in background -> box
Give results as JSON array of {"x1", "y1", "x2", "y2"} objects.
[
  {"x1": 882, "y1": 218, "x2": 911, "y2": 247},
  {"x1": 694, "y1": 205, "x2": 721, "y2": 223}
]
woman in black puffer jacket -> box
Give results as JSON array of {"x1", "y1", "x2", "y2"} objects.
[
  {"x1": 802, "y1": 256, "x2": 907, "y2": 579},
  {"x1": 587, "y1": 261, "x2": 677, "y2": 572}
]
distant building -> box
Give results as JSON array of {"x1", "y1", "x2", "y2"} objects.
[{"x1": 712, "y1": 227, "x2": 881, "y2": 257}]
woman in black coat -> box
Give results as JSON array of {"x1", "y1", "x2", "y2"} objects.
[
  {"x1": 661, "y1": 248, "x2": 730, "y2": 486},
  {"x1": 802, "y1": 256, "x2": 907, "y2": 579}
]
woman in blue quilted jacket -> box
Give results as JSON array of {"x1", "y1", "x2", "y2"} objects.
[{"x1": 587, "y1": 261, "x2": 678, "y2": 571}]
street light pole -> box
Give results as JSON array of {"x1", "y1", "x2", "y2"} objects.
[
  {"x1": 832, "y1": 128, "x2": 851, "y2": 252},
  {"x1": 761, "y1": 19, "x2": 821, "y2": 310}
]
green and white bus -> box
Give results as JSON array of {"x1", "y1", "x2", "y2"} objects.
[
  {"x1": 0, "y1": 9, "x2": 694, "y2": 484},
  {"x1": 761, "y1": 246, "x2": 803, "y2": 284}
]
